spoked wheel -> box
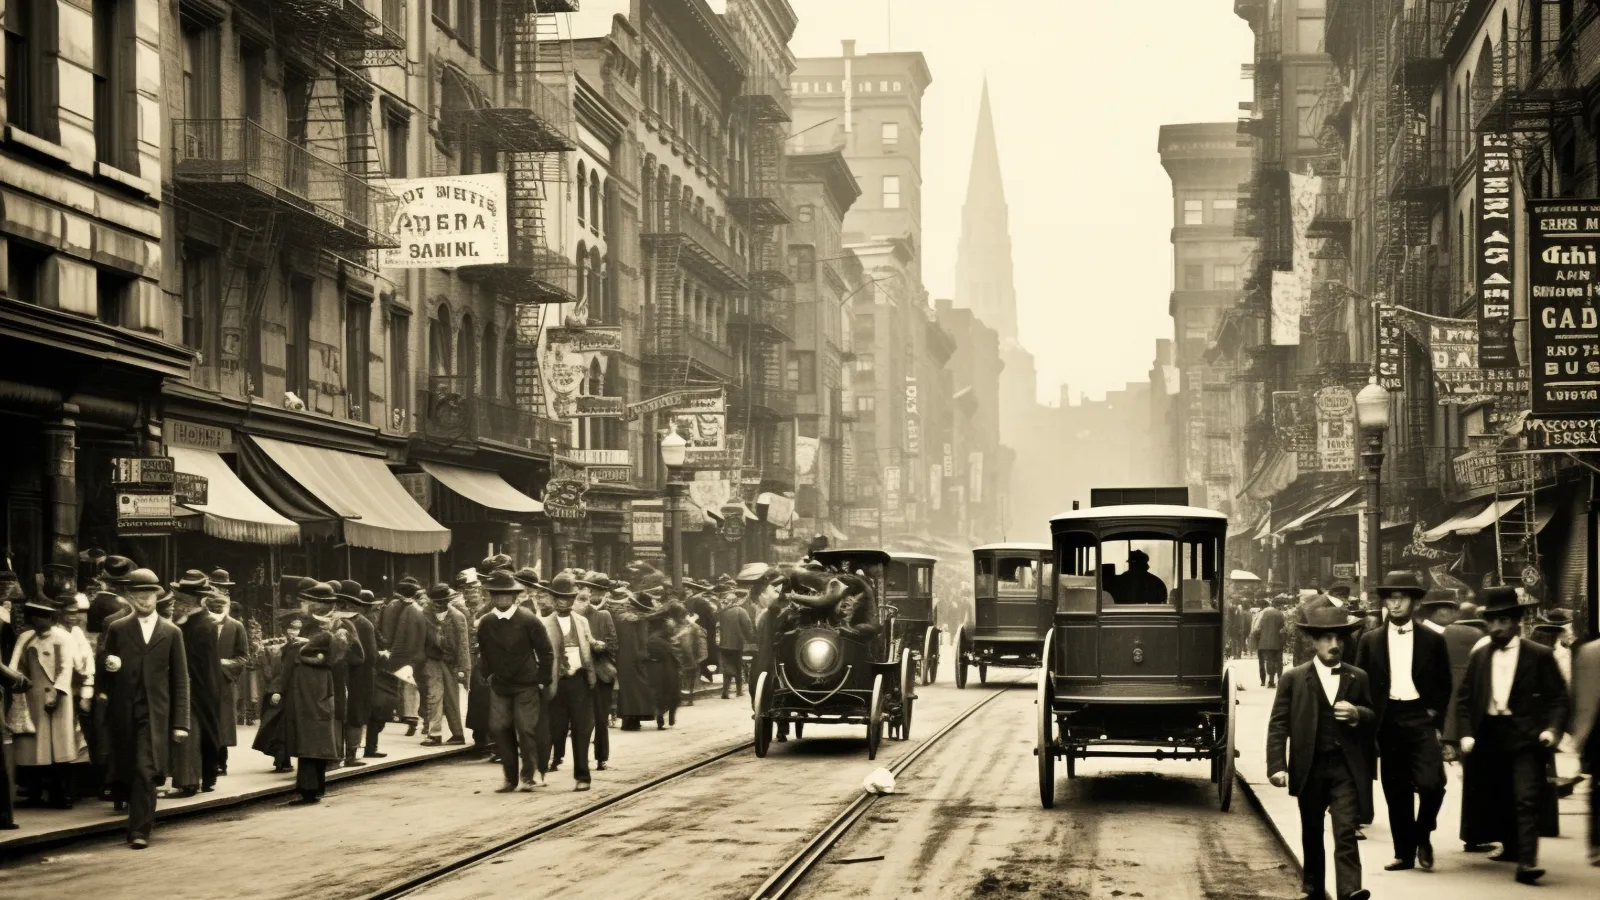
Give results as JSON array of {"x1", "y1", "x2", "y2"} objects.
[
  {"x1": 752, "y1": 672, "x2": 773, "y2": 758},
  {"x1": 867, "y1": 673, "x2": 885, "y2": 760},
  {"x1": 897, "y1": 648, "x2": 916, "y2": 740},
  {"x1": 920, "y1": 627, "x2": 939, "y2": 685},
  {"x1": 1037, "y1": 631, "x2": 1055, "y2": 809},
  {"x1": 1218, "y1": 670, "x2": 1237, "y2": 811},
  {"x1": 954, "y1": 626, "x2": 969, "y2": 689}
]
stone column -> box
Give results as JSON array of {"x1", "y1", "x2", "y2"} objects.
[{"x1": 43, "y1": 408, "x2": 79, "y2": 597}]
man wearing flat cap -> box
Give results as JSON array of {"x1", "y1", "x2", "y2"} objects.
[{"x1": 1267, "y1": 605, "x2": 1376, "y2": 900}]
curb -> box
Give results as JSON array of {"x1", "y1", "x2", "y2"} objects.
[{"x1": 1235, "y1": 772, "x2": 1332, "y2": 900}]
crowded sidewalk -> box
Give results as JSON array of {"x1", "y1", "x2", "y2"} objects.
[{"x1": 1231, "y1": 657, "x2": 1594, "y2": 897}]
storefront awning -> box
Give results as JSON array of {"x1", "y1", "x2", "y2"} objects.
[
  {"x1": 168, "y1": 447, "x2": 300, "y2": 545},
  {"x1": 1422, "y1": 499, "x2": 1555, "y2": 542},
  {"x1": 249, "y1": 436, "x2": 451, "y2": 555},
  {"x1": 1278, "y1": 487, "x2": 1360, "y2": 534},
  {"x1": 419, "y1": 461, "x2": 543, "y2": 514}
]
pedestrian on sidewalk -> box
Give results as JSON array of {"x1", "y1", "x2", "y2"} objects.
[
  {"x1": 1252, "y1": 597, "x2": 1286, "y2": 688},
  {"x1": 575, "y1": 573, "x2": 618, "y2": 771},
  {"x1": 269, "y1": 582, "x2": 357, "y2": 804},
  {"x1": 1450, "y1": 587, "x2": 1569, "y2": 885},
  {"x1": 1355, "y1": 570, "x2": 1453, "y2": 872},
  {"x1": 1266, "y1": 605, "x2": 1374, "y2": 900},
  {"x1": 610, "y1": 581, "x2": 659, "y2": 732},
  {"x1": 540, "y1": 574, "x2": 596, "y2": 790},
  {"x1": 477, "y1": 570, "x2": 551, "y2": 792},
  {"x1": 333, "y1": 583, "x2": 380, "y2": 768},
  {"x1": 379, "y1": 580, "x2": 428, "y2": 738},
  {"x1": 1569, "y1": 632, "x2": 1600, "y2": 866},
  {"x1": 8, "y1": 598, "x2": 86, "y2": 809},
  {"x1": 0, "y1": 646, "x2": 29, "y2": 829},
  {"x1": 420, "y1": 583, "x2": 468, "y2": 747},
  {"x1": 166, "y1": 578, "x2": 224, "y2": 798},
  {"x1": 717, "y1": 590, "x2": 755, "y2": 699},
  {"x1": 101, "y1": 569, "x2": 190, "y2": 849},
  {"x1": 205, "y1": 573, "x2": 248, "y2": 778}
]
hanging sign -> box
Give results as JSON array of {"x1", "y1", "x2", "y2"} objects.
[
  {"x1": 381, "y1": 173, "x2": 509, "y2": 268},
  {"x1": 1476, "y1": 133, "x2": 1519, "y2": 368},
  {"x1": 116, "y1": 492, "x2": 175, "y2": 532},
  {"x1": 1451, "y1": 448, "x2": 1536, "y2": 499},
  {"x1": 1315, "y1": 386, "x2": 1356, "y2": 473},
  {"x1": 1523, "y1": 415, "x2": 1600, "y2": 452},
  {"x1": 545, "y1": 327, "x2": 622, "y2": 353},
  {"x1": 1376, "y1": 305, "x2": 1404, "y2": 391},
  {"x1": 1527, "y1": 199, "x2": 1600, "y2": 416},
  {"x1": 626, "y1": 388, "x2": 722, "y2": 420},
  {"x1": 543, "y1": 478, "x2": 587, "y2": 519},
  {"x1": 112, "y1": 456, "x2": 174, "y2": 487},
  {"x1": 671, "y1": 392, "x2": 727, "y2": 461},
  {"x1": 172, "y1": 472, "x2": 209, "y2": 506},
  {"x1": 563, "y1": 395, "x2": 625, "y2": 418},
  {"x1": 904, "y1": 377, "x2": 921, "y2": 456}
]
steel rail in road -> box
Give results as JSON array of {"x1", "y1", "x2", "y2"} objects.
[
  {"x1": 746, "y1": 683, "x2": 1019, "y2": 900},
  {"x1": 360, "y1": 739, "x2": 756, "y2": 900}
]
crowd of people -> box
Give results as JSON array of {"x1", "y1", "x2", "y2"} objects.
[
  {"x1": 0, "y1": 551, "x2": 797, "y2": 850},
  {"x1": 1242, "y1": 570, "x2": 1598, "y2": 900}
]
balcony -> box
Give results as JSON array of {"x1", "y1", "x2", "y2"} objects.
[
  {"x1": 439, "y1": 69, "x2": 575, "y2": 153},
  {"x1": 1476, "y1": 51, "x2": 1585, "y2": 133},
  {"x1": 171, "y1": 118, "x2": 396, "y2": 251},
  {"x1": 731, "y1": 380, "x2": 797, "y2": 420},
  {"x1": 1387, "y1": 128, "x2": 1447, "y2": 202},
  {"x1": 1390, "y1": 3, "x2": 1446, "y2": 89},
  {"x1": 1305, "y1": 179, "x2": 1351, "y2": 240},
  {"x1": 1396, "y1": 246, "x2": 1449, "y2": 315},
  {"x1": 457, "y1": 233, "x2": 578, "y2": 304},
  {"x1": 736, "y1": 70, "x2": 792, "y2": 123},
  {"x1": 415, "y1": 377, "x2": 568, "y2": 454},
  {"x1": 248, "y1": 0, "x2": 405, "y2": 55},
  {"x1": 1255, "y1": 29, "x2": 1282, "y2": 79},
  {"x1": 647, "y1": 320, "x2": 738, "y2": 384},
  {"x1": 643, "y1": 200, "x2": 748, "y2": 290},
  {"x1": 516, "y1": 0, "x2": 581, "y2": 11},
  {"x1": 748, "y1": 235, "x2": 792, "y2": 292},
  {"x1": 1325, "y1": 0, "x2": 1358, "y2": 61},
  {"x1": 729, "y1": 297, "x2": 794, "y2": 344},
  {"x1": 729, "y1": 170, "x2": 791, "y2": 226}
]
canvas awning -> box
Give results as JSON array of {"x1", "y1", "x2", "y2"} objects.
[
  {"x1": 249, "y1": 436, "x2": 451, "y2": 555},
  {"x1": 419, "y1": 461, "x2": 543, "y2": 514},
  {"x1": 168, "y1": 447, "x2": 300, "y2": 545},
  {"x1": 1422, "y1": 498, "x2": 1555, "y2": 542},
  {"x1": 1278, "y1": 487, "x2": 1360, "y2": 534}
]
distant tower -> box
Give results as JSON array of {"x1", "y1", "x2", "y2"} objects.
[{"x1": 953, "y1": 81, "x2": 1018, "y2": 340}]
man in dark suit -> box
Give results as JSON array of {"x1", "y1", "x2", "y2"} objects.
[
  {"x1": 477, "y1": 570, "x2": 551, "y2": 792},
  {"x1": 1355, "y1": 570, "x2": 1454, "y2": 872},
  {"x1": 1267, "y1": 605, "x2": 1374, "y2": 900},
  {"x1": 1451, "y1": 587, "x2": 1570, "y2": 884},
  {"x1": 100, "y1": 569, "x2": 190, "y2": 849},
  {"x1": 204, "y1": 574, "x2": 249, "y2": 777},
  {"x1": 334, "y1": 582, "x2": 380, "y2": 768},
  {"x1": 1252, "y1": 598, "x2": 1287, "y2": 687},
  {"x1": 575, "y1": 572, "x2": 619, "y2": 771}
]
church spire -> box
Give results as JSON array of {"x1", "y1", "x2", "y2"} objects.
[{"x1": 953, "y1": 78, "x2": 1018, "y2": 341}]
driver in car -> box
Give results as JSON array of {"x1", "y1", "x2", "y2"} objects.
[{"x1": 1113, "y1": 549, "x2": 1168, "y2": 604}]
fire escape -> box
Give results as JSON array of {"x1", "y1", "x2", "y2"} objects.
[{"x1": 170, "y1": 0, "x2": 407, "y2": 396}]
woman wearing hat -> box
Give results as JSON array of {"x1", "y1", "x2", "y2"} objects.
[
  {"x1": 1266, "y1": 605, "x2": 1376, "y2": 900},
  {"x1": 7, "y1": 598, "x2": 87, "y2": 809}
]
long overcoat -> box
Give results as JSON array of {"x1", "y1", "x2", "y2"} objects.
[
  {"x1": 342, "y1": 613, "x2": 378, "y2": 726},
  {"x1": 102, "y1": 614, "x2": 190, "y2": 782},
  {"x1": 611, "y1": 604, "x2": 656, "y2": 718},
  {"x1": 8, "y1": 627, "x2": 85, "y2": 766},
  {"x1": 170, "y1": 613, "x2": 224, "y2": 787},
  {"x1": 272, "y1": 624, "x2": 353, "y2": 761},
  {"x1": 216, "y1": 616, "x2": 249, "y2": 745}
]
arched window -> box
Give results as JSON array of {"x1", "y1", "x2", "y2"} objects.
[
  {"x1": 1472, "y1": 40, "x2": 1494, "y2": 116},
  {"x1": 429, "y1": 305, "x2": 452, "y2": 377},
  {"x1": 587, "y1": 358, "x2": 603, "y2": 395},
  {"x1": 641, "y1": 52, "x2": 653, "y2": 110},
  {"x1": 576, "y1": 240, "x2": 588, "y2": 305},
  {"x1": 577, "y1": 160, "x2": 587, "y2": 226},
  {"x1": 589, "y1": 245, "x2": 603, "y2": 317},
  {"x1": 590, "y1": 170, "x2": 601, "y2": 232},
  {"x1": 482, "y1": 323, "x2": 499, "y2": 397},
  {"x1": 456, "y1": 313, "x2": 477, "y2": 388}
]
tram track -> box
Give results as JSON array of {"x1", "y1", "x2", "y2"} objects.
[{"x1": 360, "y1": 677, "x2": 1022, "y2": 900}]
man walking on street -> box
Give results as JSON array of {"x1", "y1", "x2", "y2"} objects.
[
  {"x1": 1355, "y1": 570, "x2": 1453, "y2": 872},
  {"x1": 541, "y1": 574, "x2": 597, "y2": 791},
  {"x1": 206, "y1": 572, "x2": 248, "y2": 778},
  {"x1": 575, "y1": 572, "x2": 618, "y2": 771},
  {"x1": 477, "y1": 570, "x2": 551, "y2": 792},
  {"x1": 1451, "y1": 587, "x2": 1570, "y2": 884},
  {"x1": 420, "y1": 584, "x2": 469, "y2": 746},
  {"x1": 334, "y1": 583, "x2": 380, "y2": 768},
  {"x1": 1569, "y1": 631, "x2": 1600, "y2": 866},
  {"x1": 718, "y1": 590, "x2": 755, "y2": 698},
  {"x1": 1253, "y1": 598, "x2": 1287, "y2": 688},
  {"x1": 1267, "y1": 605, "x2": 1375, "y2": 900},
  {"x1": 380, "y1": 579, "x2": 428, "y2": 739}
]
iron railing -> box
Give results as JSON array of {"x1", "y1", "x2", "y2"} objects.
[
  {"x1": 439, "y1": 69, "x2": 575, "y2": 152},
  {"x1": 458, "y1": 233, "x2": 578, "y2": 304},
  {"x1": 416, "y1": 377, "x2": 568, "y2": 451},
  {"x1": 644, "y1": 200, "x2": 747, "y2": 288}
]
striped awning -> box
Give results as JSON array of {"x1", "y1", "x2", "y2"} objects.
[
  {"x1": 168, "y1": 447, "x2": 300, "y2": 545},
  {"x1": 420, "y1": 461, "x2": 543, "y2": 514}
]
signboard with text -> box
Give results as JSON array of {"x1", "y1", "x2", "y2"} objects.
[
  {"x1": 381, "y1": 173, "x2": 509, "y2": 268},
  {"x1": 1376, "y1": 306, "x2": 1404, "y2": 391},
  {"x1": 1477, "y1": 133, "x2": 1519, "y2": 367},
  {"x1": 1315, "y1": 386, "x2": 1356, "y2": 473},
  {"x1": 1528, "y1": 199, "x2": 1600, "y2": 416}
]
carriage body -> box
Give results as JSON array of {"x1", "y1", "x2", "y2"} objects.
[
  {"x1": 955, "y1": 542, "x2": 1052, "y2": 687},
  {"x1": 809, "y1": 548, "x2": 942, "y2": 685}
]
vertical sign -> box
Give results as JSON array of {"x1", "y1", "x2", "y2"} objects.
[
  {"x1": 903, "y1": 377, "x2": 920, "y2": 456},
  {"x1": 1477, "y1": 132, "x2": 1519, "y2": 368},
  {"x1": 1315, "y1": 386, "x2": 1356, "y2": 473},
  {"x1": 1376, "y1": 305, "x2": 1404, "y2": 391},
  {"x1": 1527, "y1": 199, "x2": 1600, "y2": 415},
  {"x1": 883, "y1": 466, "x2": 901, "y2": 511}
]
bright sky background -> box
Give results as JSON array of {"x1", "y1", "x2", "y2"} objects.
[{"x1": 788, "y1": 0, "x2": 1255, "y2": 403}]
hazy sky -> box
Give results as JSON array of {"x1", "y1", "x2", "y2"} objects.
[{"x1": 788, "y1": 0, "x2": 1254, "y2": 403}]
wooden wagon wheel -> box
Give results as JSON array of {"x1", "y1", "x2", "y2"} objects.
[
  {"x1": 866, "y1": 673, "x2": 885, "y2": 760},
  {"x1": 1218, "y1": 669, "x2": 1237, "y2": 811},
  {"x1": 752, "y1": 671, "x2": 773, "y2": 758},
  {"x1": 898, "y1": 647, "x2": 916, "y2": 740},
  {"x1": 954, "y1": 625, "x2": 969, "y2": 689},
  {"x1": 1037, "y1": 630, "x2": 1055, "y2": 809}
]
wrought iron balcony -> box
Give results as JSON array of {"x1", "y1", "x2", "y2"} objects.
[
  {"x1": 1305, "y1": 179, "x2": 1351, "y2": 240},
  {"x1": 440, "y1": 69, "x2": 575, "y2": 153},
  {"x1": 457, "y1": 233, "x2": 578, "y2": 304},
  {"x1": 171, "y1": 118, "x2": 396, "y2": 251},
  {"x1": 246, "y1": 0, "x2": 405, "y2": 54},
  {"x1": 731, "y1": 380, "x2": 796, "y2": 420},
  {"x1": 1255, "y1": 28, "x2": 1282, "y2": 78},
  {"x1": 514, "y1": 0, "x2": 580, "y2": 12},
  {"x1": 737, "y1": 70, "x2": 792, "y2": 123},
  {"x1": 646, "y1": 320, "x2": 738, "y2": 384},
  {"x1": 415, "y1": 377, "x2": 569, "y2": 454},
  {"x1": 1387, "y1": 128, "x2": 1446, "y2": 201},
  {"x1": 729, "y1": 298, "x2": 794, "y2": 344},
  {"x1": 1325, "y1": 0, "x2": 1359, "y2": 61},
  {"x1": 748, "y1": 235, "x2": 793, "y2": 292},
  {"x1": 1396, "y1": 246, "x2": 1449, "y2": 315},
  {"x1": 643, "y1": 200, "x2": 748, "y2": 290},
  {"x1": 1390, "y1": 3, "x2": 1446, "y2": 89},
  {"x1": 1476, "y1": 47, "x2": 1585, "y2": 133},
  {"x1": 729, "y1": 170, "x2": 791, "y2": 225}
]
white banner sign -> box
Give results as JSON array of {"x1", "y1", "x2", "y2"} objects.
[
  {"x1": 381, "y1": 173, "x2": 509, "y2": 269},
  {"x1": 1315, "y1": 385, "x2": 1356, "y2": 473}
]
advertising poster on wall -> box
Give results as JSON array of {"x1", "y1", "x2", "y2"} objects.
[
  {"x1": 1315, "y1": 385, "x2": 1356, "y2": 473},
  {"x1": 1477, "y1": 133, "x2": 1519, "y2": 368},
  {"x1": 671, "y1": 392, "x2": 727, "y2": 461},
  {"x1": 904, "y1": 377, "x2": 921, "y2": 456},
  {"x1": 381, "y1": 173, "x2": 509, "y2": 269},
  {"x1": 1376, "y1": 305, "x2": 1404, "y2": 391},
  {"x1": 1527, "y1": 199, "x2": 1600, "y2": 417},
  {"x1": 1271, "y1": 271, "x2": 1303, "y2": 346}
]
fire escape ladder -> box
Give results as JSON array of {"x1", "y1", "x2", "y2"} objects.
[
  {"x1": 532, "y1": 10, "x2": 572, "y2": 86},
  {"x1": 649, "y1": 239, "x2": 687, "y2": 393},
  {"x1": 1494, "y1": 462, "x2": 1540, "y2": 586}
]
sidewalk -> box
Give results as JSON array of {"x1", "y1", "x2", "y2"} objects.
[
  {"x1": 1228, "y1": 658, "x2": 1595, "y2": 899},
  {"x1": 3, "y1": 679, "x2": 725, "y2": 852}
]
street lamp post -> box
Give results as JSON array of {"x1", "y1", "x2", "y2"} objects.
[
  {"x1": 1355, "y1": 379, "x2": 1392, "y2": 605},
  {"x1": 660, "y1": 429, "x2": 688, "y2": 592}
]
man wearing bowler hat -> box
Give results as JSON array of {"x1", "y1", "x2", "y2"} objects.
[
  {"x1": 1450, "y1": 586, "x2": 1569, "y2": 884},
  {"x1": 539, "y1": 573, "x2": 597, "y2": 790},
  {"x1": 267, "y1": 582, "x2": 356, "y2": 803},
  {"x1": 333, "y1": 582, "x2": 380, "y2": 767},
  {"x1": 1267, "y1": 605, "x2": 1375, "y2": 900},
  {"x1": 1355, "y1": 571, "x2": 1454, "y2": 872}
]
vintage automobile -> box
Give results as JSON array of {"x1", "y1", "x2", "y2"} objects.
[
  {"x1": 1035, "y1": 489, "x2": 1237, "y2": 811},
  {"x1": 751, "y1": 565, "x2": 915, "y2": 760},
  {"x1": 811, "y1": 549, "x2": 942, "y2": 685},
  {"x1": 955, "y1": 542, "x2": 1053, "y2": 688}
]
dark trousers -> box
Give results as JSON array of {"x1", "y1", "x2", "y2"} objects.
[
  {"x1": 488, "y1": 686, "x2": 542, "y2": 785},
  {"x1": 546, "y1": 674, "x2": 594, "y2": 782},
  {"x1": 200, "y1": 737, "x2": 221, "y2": 790},
  {"x1": 217, "y1": 744, "x2": 228, "y2": 773},
  {"x1": 295, "y1": 757, "x2": 327, "y2": 798},
  {"x1": 1259, "y1": 649, "x2": 1283, "y2": 685},
  {"x1": 591, "y1": 680, "x2": 613, "y2": 764},
  {"x1": 365, "y1": 715, "x2": 387, "y2": 753},
  {"x1": 1477, "y1": 717, "x2": 1546, "y2": 867},
  {"x1": 1378, "y1": 701, "x2": 1446, "y2": 860},
  {"x1": 1299, "y1": 750, "x2": 1363, "y2": 900},
  {"x1": 342, "y1": 725, "x2": 364, "y2": 761},
  {"x1": 720, "y1": 648, "x2": 745, "y2": 695},
  {"x1": 0, "y1": 738, "x2": 13, "y2": 826},
  {"x1": 120, "y1": 716, "x2": 160, "y2": 842}
]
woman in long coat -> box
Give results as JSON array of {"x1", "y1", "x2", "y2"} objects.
[
  {"x1": 610, "y1": 589, "x2": 660, "y2": 731},
  {"x1": 8, "y1": 601, "x2": 87, "y2": 807}
]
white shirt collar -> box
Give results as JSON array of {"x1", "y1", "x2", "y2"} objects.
[
  {"x1": 1388, "y1": 619, "x2": 1413, "y2": 635},
  {"x1": 491, "y1": 605, "x2": 516, "y2": 620},
  {"x1": 1422, "y1": 619, "x2": 1446, "y2": 634}
]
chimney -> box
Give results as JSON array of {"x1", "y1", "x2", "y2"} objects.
[{"x1": 842, "y1": 40, "x2": 856, "y2": 57}]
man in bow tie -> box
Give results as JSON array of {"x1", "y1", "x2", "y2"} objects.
[
  {"x1": 1268, "y1": 605, "x2": 1375, "y2": 900},
  {"x1": 1355, "y1": 570, "x2": 1454, "y2": 872}
]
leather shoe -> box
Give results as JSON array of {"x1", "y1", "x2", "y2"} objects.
[
  {"x1": 1515, "y1": 866, "x2": 1544, "y2": 885},
  {"x1": 574, "y1": 781, "x2": 591, "y2": 792},
  {"x1": 1490, "y1": 849, "x2": 1518, "y2": 863},
  {"x1": 363, "y1": 750, "x2": 388, "y2": 759},
  {"x1": 493, "y1": 782, "x2": 518, "y2": 793},
  {"x1": 445, "y1": 735, "x2": 466, "y2": 745},
  {"x1": 1418, "y1": 841, "x2": 1434, "y2": 871},
  {"x1": 1353, "y1": 827, "x2": 1366, "y2": 840},
  {"x1": 130, "y1": 838, "x2": 149, "y2": 850},
  {"x1": 1384, "y1": 859, "x2": 1415, "y2": 871},
  {"x1": 1464, "y1": 842, "x2": 1495, "y2": 853},
  {"x1": 1346, "y1": 891, "x2": 1370, "y2": 900},
  {"x1": 419, "y1": 736, "x2": 443, "y2": 747},
  {"x1": 596, "y1": 761, "x2": 607, "y2": 771}
]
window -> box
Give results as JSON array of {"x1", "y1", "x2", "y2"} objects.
[
  {"x1": 457, "y1": 314, "x2": 477, "y2": 387},
  {"x1": 1213, "y1": 264, "x2": 1237, "y2": 289},
  {"x1": 389, "y1": 308, "x2": 411, "y2": 425},
  {"x1": 94, "y1": 0, "x2": 129, "y2": 167},
  {"x1": 457, "y1": 0, "x2": 475, "y2": 48},
  {"x1": 285, "y1": 70, "x2": 311, "y2": 147},
  {"x1": 6, "y1": 242, "x2": 47, "y2": 303},
  {"x1": 428, "y1": 308, "x2": 451, "y2": 377},
  {"x1": 1183, "y1": 199, "x2": 1204, "y2": 226},
  {"x1": 796, "y1": 204, "x2": 814, "y2": 223},
  {"x1": 482, "y1": 323, "x2": 498, "y2": 397},
  {"x1": 286, "y1": 277, "x2": 313, "y2": 397},
  {"x1": 881, "y1": 122, "x2": 899, "y2": 146},
  {"x1": 241, "y1": 42, "x2": 265, "y2": 125},
  {"x1": 577, "y1": 161, "x2": 588, "y2": 226},
  {"x1": 182, "y1": 245, "x2": 220, "y2": 360},
  {"x1": 480, "y1": 0, "x2": 499, "y2": 67},
  {"x1": 576, "y1": 241, "x2": 588, "y2": 303},
  {"x1": 97, "y1": 269, "x2": 128, "y2": 327},
  {"x1": 794, "y1": 351, "x2": 817, "y2": 393},
  {"x1": 856, "y1": 355, "x2": 875, "y2": 372},
  {"x1": 1211, "y1": 197, "x2": 1237, "y2": 226},
  {"x1": 432, "y1": 0, "x2": 450, "y2": 26},
  {"x1": 243, "y1": 267, "x2": 264, "y2": 397},
  {"x1": 1296, "y1": 97, "x2": 1318, "y2": 149},
  {"x1": 181, "y1": 18, "x2": 221, "y2": 122},
  {"x1": 1295, "y1": 17, "x2": 1324, "y2": 53},
  {"x1": 346, "y1": 297, "x2": 371, "y2": 422},
  {"x1": 857, "y1": 395, "x2": 876, "y2": 413},
  {"x1": 5, "y1": 0, "x2": 52, "y2": 137},
  {"x1": 344, "y1": 93, "x2": 372, "y2": 176},
  {"x1": 590, "y1": 171, "x2": 602, "y2": 234},
  {"x1": 788, "y1": 245, "x2": 816, "y2": 282},
  {"x1": 1181, "y1": 264, "x2": 1204, "y2": 291},
  {"x1": 882, "y1": 175, "x2": 901, "y2": 209},
  {"x1": 385, "y1": 109, "x2": 409, "y2": 178}
]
